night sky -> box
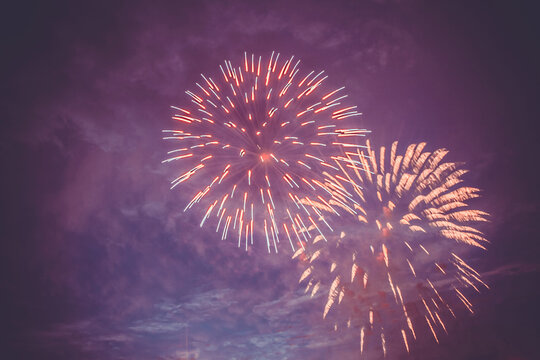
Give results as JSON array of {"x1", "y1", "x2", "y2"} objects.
[{"x1": 2, "y1": 1, "x2": 539, "y2": 359}]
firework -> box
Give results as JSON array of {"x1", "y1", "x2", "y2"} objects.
[
  {"x1": 294, "y1": 140, "x2": 489, "y2": 355},
  {"x1": 163, "y1": 52, "x2": 368, "y2": 253}
]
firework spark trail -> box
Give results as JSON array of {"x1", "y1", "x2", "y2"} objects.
[
  {"x1": 163, "y1": 52, "x2": 369, "y2": 253},
  {"x1": 294, "y1": 140, "x2": 489, "y2": 355}
]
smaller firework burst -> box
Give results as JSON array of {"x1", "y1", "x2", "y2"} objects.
[{"x1": 294, "y1": 140, "x2": 489, "y2": 356}]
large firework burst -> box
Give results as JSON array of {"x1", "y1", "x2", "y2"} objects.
[
  {"x1": 163, "y1": 52, "x2": 368, "y2": 253},
  {"x1": 294, "y1": 140, "x2": 489, "y2": 355}
]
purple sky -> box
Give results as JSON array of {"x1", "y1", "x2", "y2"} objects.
[{"x1": 2, "y1": 0, "x2": 539, "y2": 359}]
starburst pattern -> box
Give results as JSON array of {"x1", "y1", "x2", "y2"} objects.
[
  {"x1": 163, "y1": 52, "x2": 368, "y2": 253},
  {"x1": 294, "y1": 140, "x2": 489, "y2": 355}
]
